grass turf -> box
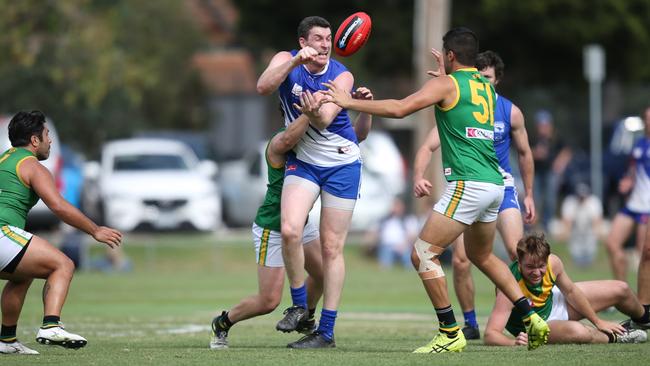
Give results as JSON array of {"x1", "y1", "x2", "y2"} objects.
[{"x1": 2, "y1": 231, "x2": 648, "y2": 365}]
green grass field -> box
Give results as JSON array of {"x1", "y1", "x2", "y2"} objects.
[{"x1": 3, "y1": 231, "x2": 649, "y2": 365}]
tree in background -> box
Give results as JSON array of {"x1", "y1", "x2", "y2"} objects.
[{"x1": 0, "y1": 0, "x2": 208, "y2": 154}]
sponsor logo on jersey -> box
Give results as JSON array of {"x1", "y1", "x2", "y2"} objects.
[
  {"x1": 466, "y1": 127, "x2": 494, "y2": 140},
  {"x1": 338, "y1": 145, "x2": 352, "y2": 154},
  {"x1": 286, "y1": 164, "x2": 297, "y2": 172},
  {"x1": 444, "y1": 167, "x2": 452, "y2": 176},
  {"x1": 493, "y1": 121, "x2": 505, "y2": 142},
  {"x1": 291, "y1": 83, "x2": 303, "y2": 97}
]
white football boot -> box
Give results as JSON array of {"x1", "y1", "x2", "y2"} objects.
[
  {"x1": 36, "y1": 325, "x2": 87, "y2": 349},
  {"x1": 0, "y1": 340, "x2": 39, "y2": 354},
  {"x1": 617, "y1": 329, "x2": 648, "y2": 344}
]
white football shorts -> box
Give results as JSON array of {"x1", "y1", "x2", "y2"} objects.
[
  {"x1": 547, "y1": 286, "x2": 569, "y2": 321},
  {"x1": 0, "y1": 225, "x2": 33, "y2": 272},
  {"x1": 433, "y1": 180, "x2": 505, "y2": 225},
  {"x1": 252, "y1": 221, "x2": 319, "y2": 268}
]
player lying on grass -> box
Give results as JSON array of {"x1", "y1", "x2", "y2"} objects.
[
  {"x1": 0, "y1": 111, "x2": 122, "y2": 355},
  {"x1": 485, "y1": 233, "x2": 647, "y2": 346},
  {"x1": 210, "y1": 88, "x2": 373, "y2": 349}
]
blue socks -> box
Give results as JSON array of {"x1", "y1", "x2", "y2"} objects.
[
  {"x1": 463, "y1": 309, "x2": 478, "y2": 328},
  {"x1": 317, "y1": 309, "x2": 337, "y2": 341},
  {"x1": 290, "y1": 285, "x2": 307, "y2": 309}
]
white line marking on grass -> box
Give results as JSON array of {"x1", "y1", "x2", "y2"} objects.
[{"x1": 157, "y1": 325, "x2": 210, "y2": 335}]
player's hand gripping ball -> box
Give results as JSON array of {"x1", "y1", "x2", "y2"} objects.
[{"x1": 334, "y1": 12, "x2": 372, "y2": 57}]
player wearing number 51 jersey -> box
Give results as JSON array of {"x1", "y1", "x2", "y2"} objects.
[{"x1": 324, "y1": 27, "x2": 549, "y2": 354}]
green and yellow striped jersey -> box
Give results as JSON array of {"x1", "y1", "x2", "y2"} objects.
[{"x1": 505, "y1": 258, "x2": 556, "y2": 336}]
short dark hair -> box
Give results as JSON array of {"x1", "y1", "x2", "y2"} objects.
[
  {"x1": 516, "y1": 233, "x2": 551, "y2": 263},
  {"x1": 8, "y1": 110, "x2": 47, "y2": 147},
  {"x1": 442, "y1": 27, "x2": 479, "y2": 66},
  {"x1": 297, "y1": 16, "x2": 330, "y2": 39},
  {"x1": 476, "y1": 50, "x2": 505, "y2": 82}
]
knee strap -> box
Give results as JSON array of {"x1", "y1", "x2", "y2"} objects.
[{"x1": 414, "y1": 238, "x2": 445, "y2": 280}]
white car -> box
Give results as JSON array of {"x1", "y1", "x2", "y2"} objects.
[
  {"x1": 220, "y1": 130, "x2": 405, "y2": 231},
  {"x1": 86, "y1": 138, "x2": 221, "y2": 232},
  {"x1": 309, "y1": 130, "x2": 406, "y2": 231},
  {"x1": 0, "y1": 115, "x2": 63, "y2": 229}
]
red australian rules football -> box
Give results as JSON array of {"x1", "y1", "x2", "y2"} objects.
[{"x1": 333, "y1": 12, "x2": 372, "y2": 57}]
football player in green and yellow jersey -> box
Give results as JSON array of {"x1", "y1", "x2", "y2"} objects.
[
  {"x1": 0, "y1": 111, "x2": 122, "y2": 354},
  {"x1": 485, "y1": 234, "x2": 647, "y2": 346},
  {"x1": 324, "y1": 27, "x2": 549, "y2": 353}
]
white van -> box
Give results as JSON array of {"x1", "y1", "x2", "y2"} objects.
[{"x1": 0, "y1": 114, "x2": 63, "y2": 229}]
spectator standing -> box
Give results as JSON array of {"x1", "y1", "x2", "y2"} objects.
[
  {"x1": 365, "y1": 198, "x2": 419, "y2": 269},
  {"x1": 559, "y1": 183, "x2": 603, "y2": 267},
  {"x1": 531, "y1": 110, "x2": 572, "y2": 230}
]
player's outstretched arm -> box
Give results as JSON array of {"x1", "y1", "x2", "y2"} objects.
[
  {"x1": 484, "y1": 290, "x2": 522, "y2": 346},
  {"x1": 294, "y1": 72, "x2": 354, "y2": 130},
  {"x1": 412, "y1": 126, "x2": 440, "y2": 198},
  {"x1": 267, "y1": 112, "x2": 311, "y2": 168},
  {"x1": 553, "y1": 255, "x2": 626, "y2": 335},
  {"x1": 21, "y1": 158, "x2": 122, "y2": 248},
  {"x1": 351, "y1": 87, "x2": 373, "y2": 142},
  {"x1": 510, "y1": 104, "x2": 536, "y2": 224},
  {"x1": 257, "y1": 48, "x2": 318, "y2": 95},
  {"x1": 323, "y1": 75, "x2": 453, "y2": 118}
]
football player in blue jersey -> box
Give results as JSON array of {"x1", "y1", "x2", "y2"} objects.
[
  {"x1": 620, "y1": 106, "x2": 650, "y2": 330},
  {"x1": 413, "y1": 50, "x2": 536, "y2": 340},
  {"x1": 256, "y1": 16, "x2": 372, "y2": 348},
  {"x1": 606, "y1": 105, "x2": 650, "y2": 284}
]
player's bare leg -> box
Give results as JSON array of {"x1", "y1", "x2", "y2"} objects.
[
  {"x1": 228, "y1": 266, "x2": 285, "y2": 323},
  {"x1": 464, "y1": 221, "x2": 522, "y2": 303},
  {"x1": 318, "y1": 206, "x2": 352, "y2": 311},
  {"x1": 606, "y1": 214, "x2": 635, "y2": 281},
  {"x1": 7, "y1": 237, "x2": 75, "y2": 317},
  {"x1": 631, "y1": 224, "x2": 650, "y2": 328},
  {"x1": 411, "y1": 212, "x2": 468, "y2": 353},
  {"x1": 302, "y1": 238, "x2": 324, "y2": 333},
  {"x1": 280, "y1": 182, "x2": 318, "y2": 289},
  {"x1": 0, "y1": 277, "x2": 38, "y2": 354},
  {"x1": 452, "y1": 236, "x2": 473, "y2": 312},
  {"x1": 451, "y1": 235, "x2": 480, "y2": 339},
  {"x1": 2, "y1": 236, "x2": 87, "y2": 349},
  {"x1": 548, "y1": 319, "x2": 644, "y2": 344},
  {"x1": 1, "y1": 278, "x2": 33, "y2": 331},
  {"x1": 566, "y1": 281, "x2": 644, "y2": 319},
  {"x1": 547, "y1": 320, "x2": 609, "y2": 344},
  {"x1": 277, "y1": 178, "x2": 319, "y2": 332},
  {"x1": 496, "y1": 208, "x2": 524, "y2": 260},
  {"x1": 210, "y1": 265, "x2": 285, "y2": 349},
  {"x1": 288, "y1": 199, "x2": 354, "y2": 349},
  {"x1": 211, "y1": 239, "x2": 324, "y2": 349}
]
